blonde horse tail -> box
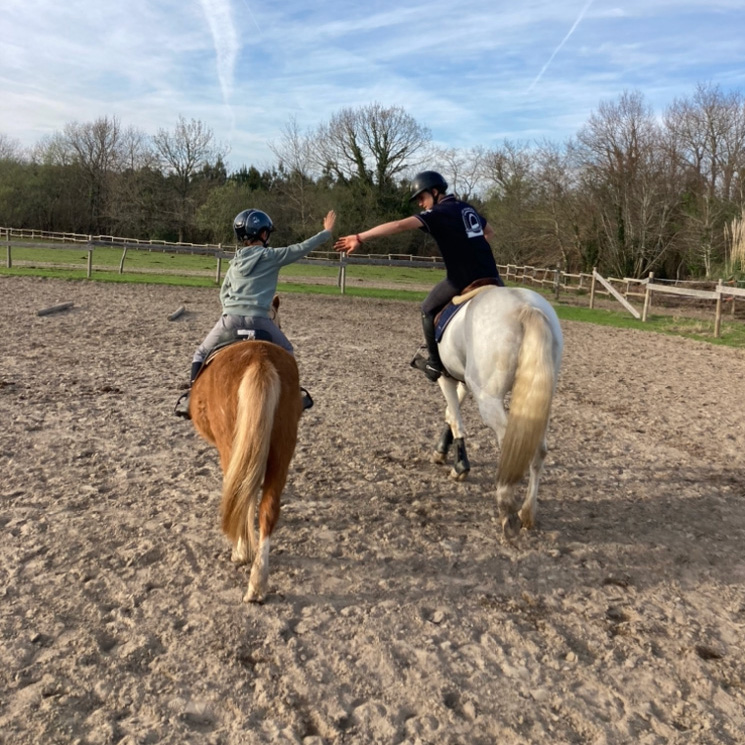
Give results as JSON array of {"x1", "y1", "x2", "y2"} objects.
[
  {"x1": 220, "y1": 358, "x2": 281, "y2": 555},
  {"x1": 497, "y1": 306, "x2": 556, "y2": 487}
]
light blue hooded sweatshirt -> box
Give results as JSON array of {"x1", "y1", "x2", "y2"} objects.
[{"x1": 219, "y1": 229, "x2": 332, "y2": 317}]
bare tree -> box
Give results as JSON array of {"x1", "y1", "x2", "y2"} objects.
[
  {"x1": 663, "y1": 83, "x2": 745, "y2": 275},
  {"x1": 0, "y1": 134, "x2": 24, "y2": 162},
  {"x1": 63, "y1": 116, "x2": 125, "y2": 232},
  {"x1": 152, "y1": 116, "x2": 226, "y2": 241},
  {"x1": 429, "y1": 146, "x2": 485, "y2": 201},
  {"x1": 312, "y1": 104, "x2": 430, "y2": 190},
  {"x1": 575, "y1": 90, "x2": 675, "y2": 277},
  {"x1": 269, "y1": 117, "x2": 318, "y2": 232},
  {"x1": 479, "y1": 140, "x2": 540, "y2": 264}
]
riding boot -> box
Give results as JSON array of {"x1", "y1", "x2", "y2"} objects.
[
  {"x1": 174, "y1": 362, "x2": 202, "y2": 419},
  {"x1": 412, "y1": 312, "x2": 443, "y2": 382}
]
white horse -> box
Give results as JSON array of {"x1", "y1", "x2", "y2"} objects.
[{"x1": 432, "y1": 286, "x2": 563, "y2": 539}]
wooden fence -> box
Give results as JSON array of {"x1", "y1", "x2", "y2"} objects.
[{"x1": 3, "y1": 227, "x2": 743, "y2": 337}]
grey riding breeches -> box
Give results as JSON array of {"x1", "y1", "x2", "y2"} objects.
[{"x1": 193, "y1": 314, "x2": 294, "y2": 364}]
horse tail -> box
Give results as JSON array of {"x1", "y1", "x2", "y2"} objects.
[
  {"x1": 497, "y1": 305, "x2": 556, "y2": 487},
  {"x1": 220, "y1": 357, "x2": 281, "y2": 552}
]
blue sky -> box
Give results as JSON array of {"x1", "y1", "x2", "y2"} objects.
[{"x1": 3, "y1": 0, "x2": 744, "y2": 171}]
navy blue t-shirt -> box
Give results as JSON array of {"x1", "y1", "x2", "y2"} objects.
[{"x1": 414, "y1": 195, "x2": 499, "y2": 290}]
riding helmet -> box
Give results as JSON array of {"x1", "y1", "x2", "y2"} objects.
[
  {"x1": 409, "y1": 171, "x2": 448, "y2": 201},
  {"x1": 233, "y1": 209, "x2": 274, "y2": 242}
]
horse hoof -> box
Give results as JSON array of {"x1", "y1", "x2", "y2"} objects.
[
  {"x1": 502, "y1": 513, "x2": 522, "y2": 540},
  {"x1": 449, "y1": 467, "x2": 469, "y2": 481},
  {"x1": 432, "y1": 451, "x2": 447, "y2": 465},
  {"x1": 243, "y1": 585, "x2": 265, "y2": 604}
]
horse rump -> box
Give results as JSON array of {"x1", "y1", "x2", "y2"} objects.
[{"x1": 190, "y1": 341, "x2": 303, "y2": 602}]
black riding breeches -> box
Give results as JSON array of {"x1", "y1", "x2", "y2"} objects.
[{"x1": 422, "y1": 278, "x2": 459, "y2": 318}]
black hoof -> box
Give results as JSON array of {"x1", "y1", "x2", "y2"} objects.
[{"x1": 502, "y1": 513, "x2": 522, "y2": 540}]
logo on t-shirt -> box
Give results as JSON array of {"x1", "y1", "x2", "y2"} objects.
[{"x1": 462, "y1": 207, "x2": 484, "y2": 238}]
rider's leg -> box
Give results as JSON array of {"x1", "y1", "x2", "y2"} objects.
[
  {"x1": 420, "y1": 311, "x2": 443, "y2": 381},
  {"x1": 175, "y1": 360, "x2": 203, "y2": 419},
  {"x1": 412, "y1": 280, "x2": 457, "y2": 382}
]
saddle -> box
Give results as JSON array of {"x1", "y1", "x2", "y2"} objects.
[
  {"x1": 195, "y1": 328, "x2": 276, "y2": 382},
  {"x1": 434, "y1": 278, "x2": 502, "y2": 343}
]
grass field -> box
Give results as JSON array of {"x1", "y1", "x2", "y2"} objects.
[{"x1": 3, "y1": 243, "x2": 744, "y2": 348}]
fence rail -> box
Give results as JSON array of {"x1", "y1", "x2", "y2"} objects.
[{"x1": 3, "y1": 227, "x2": 743, "y2": 337}]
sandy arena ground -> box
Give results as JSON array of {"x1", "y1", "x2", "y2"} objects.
[{"x1": 1, "y1": 275, "x2": 745, "y2": 745}]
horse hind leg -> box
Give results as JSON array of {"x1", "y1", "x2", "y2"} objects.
[
  {"x1": 495, "y1": 480, "x2": 523, "y2": 540},
  {"x1": 244, "y1": 486, "x2": 279, "y2": 603},
  {"x1": 519, "y1": 437, "x2": 547, "y2": 531},
  {"x1": 244, "y1": 430, "x2": 294, "y2": 603}
]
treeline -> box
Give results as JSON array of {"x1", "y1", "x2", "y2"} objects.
[{"x1": 2, "y1": 85, "x2": 744, "y2": 279}]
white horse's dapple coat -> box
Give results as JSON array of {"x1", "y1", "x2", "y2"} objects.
[{"x1": 434, "y1": 287, "x2": 563, "y2": 538}]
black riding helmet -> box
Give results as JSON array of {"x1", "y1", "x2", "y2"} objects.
[
  {"x1": 233, "y1": 209, "x2": 274, "y2": 245},
  {"x1": 409, "y1": 171, "x2": 448, "y2": 201}
]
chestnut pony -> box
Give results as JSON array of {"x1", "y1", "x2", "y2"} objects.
[{"x1": 189, "y1": 297, "x2": 303, "y2": 603}]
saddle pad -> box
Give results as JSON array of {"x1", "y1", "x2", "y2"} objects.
[{"x1": 435, "y1": 303, "x2": 462, "y2": 343}]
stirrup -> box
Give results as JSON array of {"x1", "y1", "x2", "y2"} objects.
[
  {"x1": 300, "y1": 387, "x2": 314, "y2": 411},
  {"x1": 174, "y1": 391, "x2": 191, "y2": 420},
  {"x1": 410, "y1": 345, "x2": 428, "y2": 368},
  {"x1": 411, "y1": 356, "x2": 443, "y2": 382}
]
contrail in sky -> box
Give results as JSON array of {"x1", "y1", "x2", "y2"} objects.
[
  {"x1": 198, "y1": 0, "x2": 240, "y2": 105},
  {"x1": 527, "y1": 0, "x2": 595, "y2": 93}
]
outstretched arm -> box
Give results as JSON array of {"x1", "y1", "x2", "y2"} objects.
[{"x1": 334, "y1": 216, "x2": 421, "y2": 255}]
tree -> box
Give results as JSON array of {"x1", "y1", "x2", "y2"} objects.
[
  {"x1": 62, "y1": 116, "x2": 125, "y2": 233},
  {"x1": 152, "y1": 116, "x2": 226, "y2": 241},
  {"x1": 574, "y1": 91, "x2": 676, "y2": 277},
  {"x1": 312, "y1": 104, "x2": 430, "y2": 192},
  {"x1": 663, "y1": 83, "x2": 745, "y2": 275},
  {"x1": 0, "y1": 133, "x2": 24, "y2": 162}
]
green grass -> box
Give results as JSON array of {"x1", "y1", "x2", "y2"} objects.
[
  {"x1": 3, "y1": 246, "x2": 743, "y2": 348},
  {"x1": 555, "y1": 304, "x2": 745, "y2": 347}
]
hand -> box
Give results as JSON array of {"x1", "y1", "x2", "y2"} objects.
[
  {"x1": 333, "y1": 235, "x2": 361, "y2": 255},
  {"x1": 323, "y1": 210, "x2": 336, "y2": 232}
]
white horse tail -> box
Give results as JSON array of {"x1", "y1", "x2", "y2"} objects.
[
  {"x1": 220, "y1": 358, "x2": 281, "y2": 555},
  {"x1": 497, "y1": 305, "x2": 556, "y2": 487}
]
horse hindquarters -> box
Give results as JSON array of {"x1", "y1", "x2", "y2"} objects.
[
  {"x1": 221, "y1": 347, "x2": 303, "y2": 602},
  {"x1": 496, "y1": 305, "x2": 556, "y2": 537}
]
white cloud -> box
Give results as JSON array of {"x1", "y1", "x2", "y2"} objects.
[{"x1": 2, "y1": 0, "x2": 744, "y2": 169}]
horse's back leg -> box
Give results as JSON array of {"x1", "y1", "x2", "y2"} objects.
[
  {"x1": 244, "y1": 405, "x2": 299, "y2": 603},
  {"x1": 519, "y1": 436, "x2": 547, "y2": 530}
]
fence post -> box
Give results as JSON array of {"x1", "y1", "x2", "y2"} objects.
[
  {"x1": 641, "y1": 272, "x2": 654, "y2": 322},
  {"x1": 554, "y1": 263, "x2": 561, "y2": 301},
  {"x1": 714, "y1": 279, "x2": 723, "y2": 338},
  {"x1": 589, "y1": 267, "x2": 597, "y2": 309},
  {"x1": 118, "y1": 246, "x2": 127, "y2": 274},
  {"x1": 215, "y1": 244, "x2": 223, "y2": 284},
  {"x1": 5, "y1": 229, "x2": 10, "y2": 269},
  {"x1": 87, "y1": 236, "x2": 93, "y2": 278},
  {"x1": 337, "y1": 254, "x2": 346, "y2": 294}
]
